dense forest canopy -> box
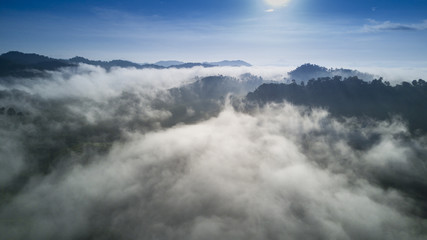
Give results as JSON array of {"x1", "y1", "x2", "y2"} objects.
[{"x1": 247, "y1": 76, "x2": 427, "y2": 133}]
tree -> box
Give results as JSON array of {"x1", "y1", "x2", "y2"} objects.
[{"x1": 7, "y1": 107, "x2": 16, "y2": 116}]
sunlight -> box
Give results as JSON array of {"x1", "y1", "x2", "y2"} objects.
[{"x1": 264, "y1": 0, "x2": 291, "y2": 8}]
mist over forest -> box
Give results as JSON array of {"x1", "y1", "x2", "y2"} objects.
[{"x1": 1, "y1": 52, "x2": 427, "y2": 240}]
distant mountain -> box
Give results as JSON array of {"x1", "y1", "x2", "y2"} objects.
[
  {"x1": 158, "y1": 60, "x2": 251, "y2": 68},
  {"x1": 288, "y1": 63, "x2": 374, "y2": 83},
  {"x1": 171, "y1": 74, "x2": 263, "y2": 100},
  {"x1": 0, "y1": 51, "x2": 75, "y2": 77},
  {"x1": 0, "y1": 51, "x2": 254, "y2": 77},
  {"x1": 154, "y1": 60, "x2": 185, "y2": 67},
  {"x1": 207, "y1": 60, "x2": 251, "y2": 67},
  {"x1": 1, "y1": 51, "x2": 56, "y2": 65},
  {"x1": 169, "y1": 62, "x2": 215, "y2": 68},
  {"x1": 69, "y1": 56, "x2": 164, "y2": 69}
]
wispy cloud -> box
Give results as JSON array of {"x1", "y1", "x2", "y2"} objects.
[
  {"x1": 362, "y1": 19, "x2": 427, "y2": 32},
  {"x1": 265, "y1": 9, "x2": 275, "y2": 13}
]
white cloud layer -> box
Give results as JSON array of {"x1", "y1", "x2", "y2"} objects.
[
  {"x1": 0, "y1": 66, "x2": 426, "y2": 239},
  {"x1": 0, "y1": 64, "x2": 290, "y2": 101},
  {"x1": 1, "y1": 103, "x2": 426, "y2": 239}
]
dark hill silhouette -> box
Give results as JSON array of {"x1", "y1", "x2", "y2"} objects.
[
  {"x1": 247, "y1": 76, "x2": 427, "y2": 133},
  {"x1": 0, "y1": 51, "x2": 253, "y2": 77},
  {"x1": 170, "y1": 74, "x2": 263, "y2": 100},
  {"x1": 0, "y1": 51, "x2": 75, "y2": 77},
  {"x1": 288, "y1": 63, "x2": 374, "y2": 83},
  {"x1": 154, "y1": 60, "x2": 185, "y2": 67},
  {"x1": 169, "y1": 62, "x2": 215, "y2": 68},
  {"x1": 1, "y1": 51, "x2": 65, "y2": 65},
  {"x1": 288, "y1": 63, "x2": 328, "y2": 80},
  {"x1": 69, "y1": 56, "x2": 164, "y2": 69},
  {"x1": 162, "y1": 74, "x2": 263, "y2": 125},
  {"x1": 155, "y1": 60, "x2": 251, "y2": 67}
]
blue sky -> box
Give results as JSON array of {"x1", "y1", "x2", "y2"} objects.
[{"x1": 0, "y1": 0, "x2": 426, "y2": 66}]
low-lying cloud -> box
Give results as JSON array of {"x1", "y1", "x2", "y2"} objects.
[
  {"x1": 0, "y1": 64, "x2": 290, "y2": 100},
  {"x1": 0, "y1": 66, "x2": 426, "y2": 240}
]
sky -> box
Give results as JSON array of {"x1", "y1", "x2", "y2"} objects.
[{"x1": 0, "y1": 0, "x2": 426, "y2": 66}]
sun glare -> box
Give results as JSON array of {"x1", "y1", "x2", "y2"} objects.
[{"x1": 264, "y1": 0, "x2": 291, "y2": 8}]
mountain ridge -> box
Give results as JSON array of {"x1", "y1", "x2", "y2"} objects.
[
  {"x1": 0, "y1": 51, "x2": 252, "y2": 77},
  {"x1": 287, "y1": 63, "x2": 375, "y2": 83},
  {"x1": 0, "y1": 51, "x2": 75, "y2": 77},
  {"x1": 246, "y1": 76, "x2": 427, "y2": 132}
]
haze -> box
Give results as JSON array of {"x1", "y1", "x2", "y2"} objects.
[
  {"x1": 1, "y1": 1, "x2": 427, "y2": 240},
  {"x1": 1, "y1": 0, "x2": 426, "y2": 66}
]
